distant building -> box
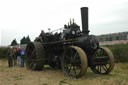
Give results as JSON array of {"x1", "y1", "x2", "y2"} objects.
[
  {"x1": 97, "y1": 31, "x2": 128, "y2": 45},
  {"x1": 97, "y1": 32, "x2": 128, "y2": 42}
]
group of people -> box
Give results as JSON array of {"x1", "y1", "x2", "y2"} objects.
[{"x1": 7, "y1": 46, "x2": 25, "y2": 67}]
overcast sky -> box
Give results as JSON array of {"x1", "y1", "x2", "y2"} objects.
[{"x1": 0, "y1": 0, "x2": 128, "y2": 46}]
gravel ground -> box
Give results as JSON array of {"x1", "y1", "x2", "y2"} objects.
[{"x1": 0, "y1": 59, "x2": 128, "y2": 85}]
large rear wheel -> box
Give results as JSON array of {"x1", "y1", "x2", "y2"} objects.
[
  {"x1": 25, "y1": 42, "x2": 44, "y2": 70},
  {"x1": 61, "y1": 46, "x2": 88, "y2": 78}
]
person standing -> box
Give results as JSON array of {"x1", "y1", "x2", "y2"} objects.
[
  {"x1": 20, "y1": 47, "x2": 25, "y2": 67},
  {"x1": 7, "y1": 47, "x2": 14, "y2": 67},
  {"x1": 39, "y1": 30, "x2": 46, "y2": 42},
  {"x1": 16, "y1": 47, "x2": 21, "y2": 66},
  {"x1": 13, "y1": 48, "x2": 17, "y2": 66}
]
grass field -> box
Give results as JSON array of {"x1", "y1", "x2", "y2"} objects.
[{"x1": 0, "y1": 59, "x2": 128, "y2": 85}]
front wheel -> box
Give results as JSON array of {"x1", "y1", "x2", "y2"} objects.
[{"x1": 90, "y1": 47, "x2": 115, "y2": 74}]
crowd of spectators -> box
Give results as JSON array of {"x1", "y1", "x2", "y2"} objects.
[{"x1": 7, "y1": 46, "x2": 25, "y2": 67}]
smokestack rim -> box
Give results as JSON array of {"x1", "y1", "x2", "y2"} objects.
[{"x1": 81, "y1": 7, "x2": 88, "y2": 10}]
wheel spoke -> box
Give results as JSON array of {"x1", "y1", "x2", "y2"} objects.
[
  {"x1": 102, "y1": 50, "x2": 105, "y2": 56},
  {"x1": 29, "y1": 60, "x2": 35, "y2": 68},
  {"x1": 95, "y1": 51, "x2": 99, "y2": 57},
  {"x1": 104, "y1": 65, "x2": 108, "y2": 70},
  {"x1": 30, "y1": 50, "x2": 36, "y2": 58},
  {"x1": 74, "y1": 52, "x2": 78, "y2": 58},
  {"x1": 102, "y1": 65, "x2": 107, "y2": 72},
  {"x1": 101, "y1": 49, "x2": 104, "y2": 56},
  {"x1": 99, "y1": 49, "x2": 102, "y2": 56},
  {"x1": 70, "y1": 49, "x2": 74, "y2": 60},
  {"x1": 98, "y1": 65, "x2": 100, "y2": 71},
  {"x1": 74, "y1": 66, "x2": 77, "y2": 76},
  {"x1": 68, "y1": 65, "x2": 72, "y2": 71},
  {"x1": 99, "y1": 66, "x2": 101, "y2": 73}
]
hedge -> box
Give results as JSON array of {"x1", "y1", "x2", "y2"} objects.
[
  {"x1": 104, "y1": 44, "x2": 128, "y2": 63},
  {"x1": 0, "y1": 47, "x2": 8, "y2": 59},
  {"x1": 0, "y1": 44, "x2": 128, "y2": 62}
]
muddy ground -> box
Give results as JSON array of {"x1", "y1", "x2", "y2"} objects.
[{"x1": 0, "y1": 59, "x2": 128, "y2": 85}]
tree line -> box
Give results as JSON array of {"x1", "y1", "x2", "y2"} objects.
[{"x1": 10, "y1": 36, "x2": 31, "y2": 46}]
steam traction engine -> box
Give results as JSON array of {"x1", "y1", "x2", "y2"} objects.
[{"x1": 25, "y1": 7, "x2": 115, "y2": 78}]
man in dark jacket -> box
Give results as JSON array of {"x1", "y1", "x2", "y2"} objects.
[
  {"x1": 7, "y1": 47, "x2": 14, "y2": 67},
  {"x1": 13, "y1": 48, "x2": 17, "y2": 66}
]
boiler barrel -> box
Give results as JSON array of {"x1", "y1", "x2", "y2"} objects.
[{"x1": 74, "y1": 35, "x2": 99, "y2": 55}]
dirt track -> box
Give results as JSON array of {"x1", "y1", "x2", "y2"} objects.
[{"x1": 0, "y1": 59, "x2": 128, "y2": 85}]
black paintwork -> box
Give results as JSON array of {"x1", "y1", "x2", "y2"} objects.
[{"x1": 38, "y1": 7, "x2": 99, "y2": 67}]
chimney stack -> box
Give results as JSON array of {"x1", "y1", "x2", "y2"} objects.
[{"x1": 81, "y1": 7, "x2": 89, "y2": 35}]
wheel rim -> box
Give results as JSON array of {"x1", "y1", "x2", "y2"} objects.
[
  {"x1": 91, "y1": 47, "x2": 115, "y2": 74},
  {"x1": 61, "y1": 46, "x2": 88, "y2": 78}
]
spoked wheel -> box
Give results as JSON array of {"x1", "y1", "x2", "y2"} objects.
[
  {"x1": 61, "y1": 46, "x2": 88, "y2": 78},
  {"x1": 90, "y1": 47, "x2": 115, "y2": 74},
  {"x1": 25, "y1": 42, "x2": 44, "y2": 70}
]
